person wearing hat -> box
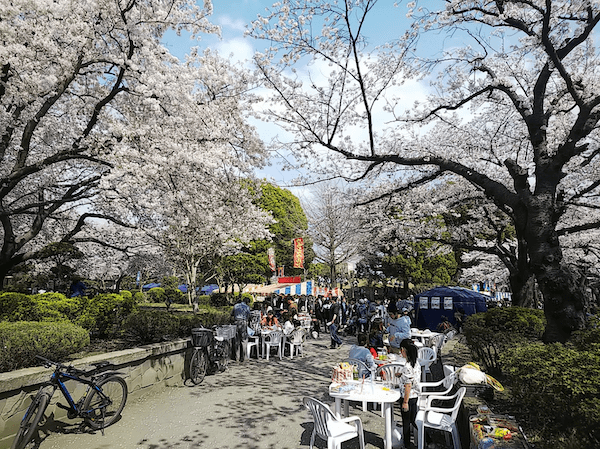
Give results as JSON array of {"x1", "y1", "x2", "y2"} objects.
[{"x1": 386, "y1": 301, "x2": 411, "y2": 354}]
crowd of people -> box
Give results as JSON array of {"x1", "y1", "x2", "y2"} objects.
[{"x1": 230, "y1": 293, "x2": 455, "y2": 448}]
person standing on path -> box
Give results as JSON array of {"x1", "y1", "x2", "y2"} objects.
[
  {"x1": 399, "y1": 338, "x2": 421, "y2": 449},
  {"x1": 327, "y1": 297, "x2": 343, "y2": 349},
  {"x1": 231, "y1": 297, "x2": 251, "y2": 361}
]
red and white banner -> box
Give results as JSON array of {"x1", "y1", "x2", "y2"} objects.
[
  {"x1": 293, "y1": 237, "x2": 304, "y2": 268},
  {"x1": 268, "y1": 247, "x2": 276, "y2": 272}
]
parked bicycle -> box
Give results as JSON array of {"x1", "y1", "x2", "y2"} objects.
[
  {"x1": 189, "y1": 325, "x2": 236, "y2": 385},
  {"x1": 11, "y1": 355, "x2": 127, "y2": 449}
]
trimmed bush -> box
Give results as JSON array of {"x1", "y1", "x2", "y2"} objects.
[
  {"x1": 177, "y1": 313, "x2": 205, "y2": 337},
  {"x1": 501, "y1": 342, "x2": 600, "y2": 448},
  {"x1": 164, "y1": 286, "x2": 185, "y2": 304},
  {"x1": 75, "y1": 293, "x2": 135, "y2": 338},
  {"x1": 133, "y1": 291, "x2": 144, "y2": 303},
  {"x1": 464, "y1": 306, "x2": 545, "y2": 374},
  {"x1": 119, "y1": 290, "x2": 133, "y2": 300},
  {"x1": 0, "y1": 292, "x2": 42, "y2": 321},
  {"x1": 209, "y1": 292, "x2": 229, "y2": 307},
  {"x1": 146, "y1": 287, "x2": 166, "y2": 303},
  {"x1": 197, "y1": 295, "x2": 211, "y2": 307},
  {"x1": 122, "y1": 310, "x2": 180, "y2": 344},
  {"x1": 0, "y1": 321, "x2": 90, "y2": 372}
]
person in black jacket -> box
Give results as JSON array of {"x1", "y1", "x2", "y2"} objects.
[{"x1": 327, "y1": 297, "x2": 343, "y2": 349}]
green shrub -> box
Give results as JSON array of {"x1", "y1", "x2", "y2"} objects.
[
  {"x1": 463, "y1": 307, "x2": 545, "y2": 374},
  {"x1": 122, "y1": 310, "x2": 181, "y2": 344},
  {"x1": 164, "y1": 286, "x2": 185, "y2": 304},
  {"x1": 0, "y1": 291, "x2": 82, "y2": 322},
  {"x1": 177, "y1": 313, "x2": 206, "y2": 337},
  {"x1": 209, "y1": 292, "x2": 229, "y2": 307},
  {"x1": 75, "y1": 293, "x2": 133, "y2": 339},
  {"x1": 501, "y1": 342, "x2": 600, "y2": 448},
  {"x1": 146, "y1": 287, "x2": 166, "y2": 303},
  {"x1": 0, "y1": 321, "x2": 90, "y2": 372},
  {"x1": 571, "y1": 315, "x2": 600, "y2": 351},
  {"x1": 0, "y1": 292, "x2": 43, "y2": 321},
  {"x1": 32, "y1": 292, "x2": 69, "y2": 302},
  {"x1": 119, "y1": 290, "x2": 133, "y2": 300},
  {"x1": 133, "y1": 291, "x2": 145, "y2": 303},
  {"x1": 197, "y1": 295, "x2": 211, "y2": 307}
]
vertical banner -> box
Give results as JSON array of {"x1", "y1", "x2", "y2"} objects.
[
  {"x1": 268, "y1": 247, "x2": 276, "y2": 272},
  {"x1": 293, "y1": 237, "x2": 304, "y2": 268}
]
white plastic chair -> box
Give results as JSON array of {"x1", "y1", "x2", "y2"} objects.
[
  {"x1": 246, "y1": 335, "x2": 260, "y2": 359},
  {"x1": 429, "y1": 333, "x2": 446, "y2": 355},
  {"x1": 376, "y1": 362, "x2": 406, "y2": 389},
  {"x1": 417, "y1": 346, "x2": 437, "y2": 382},
  {"x1": 286, "y1": 328, "x2": 306, "y2": 359},
  {"x1": 376, "y1": 362, "x2": 406, "y2": 418},
  {"x1": 415, "y1": 386, "x2": 466, "y2": 449},
  {"x1": 264, "y1": 330, "x2": 283, "y2": 360},
  {"x1": 417, "y1": 365, "x2": 457, "y2": 409},
  {"x1": 303, "y1": 396, "x2": 365, "y2": 449}
]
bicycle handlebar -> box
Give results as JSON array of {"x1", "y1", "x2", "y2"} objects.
[{"x1": 35, "y1": 355, "x2": 108, "y2": 377}]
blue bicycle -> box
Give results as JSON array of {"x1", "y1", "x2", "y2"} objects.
[{"x1": 11, "y1": 355, "x2": 127, "y2": 449}]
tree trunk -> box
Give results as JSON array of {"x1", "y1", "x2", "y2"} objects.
[
  {"x1": 526, "y1": 195, "x2": 587, "y2": 342},
  {"x1": 509, "y1": 270, "x2": 538, "y2": 308}
]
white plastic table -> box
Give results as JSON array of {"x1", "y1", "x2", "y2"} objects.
[
  {"x1": 410, "y1": 329, "x2": 440, "y2": 347},
  {"x1": 329, "y1": 381, "x2": 401, "y2": 449}
]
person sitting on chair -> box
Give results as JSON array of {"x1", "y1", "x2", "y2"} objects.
[
  {"x1": 348, "y1": 332, "x2": 377, "y2": 377},
  {"x1": 261, "y1": 310, "x2": 280, "y2": 330}
]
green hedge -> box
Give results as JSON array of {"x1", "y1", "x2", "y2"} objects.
[
  {"x1": 146, "y1": 287, "x2": 166, "y2": 303},
  {"x1": 123, "y1": 308, "x2": 232, "y2": 345},
  {"x1": 501, "y1": 341, "x2": 600, "y2": 448},
  {"x1": 73, "y1": 293, "x2": 137, "y2": 338},
  {"x1": 122, "y1": 310, "x2": 181, "y2": 344},
  {"x1": 463, "y1": 307, "x2": 545, "y2": 374},
  {"x1": 0, "y1": 292, "x2": 137, "y2": 339},
  {"x1": 0, "y1": 321, "x2": 90, "y2": 373}
]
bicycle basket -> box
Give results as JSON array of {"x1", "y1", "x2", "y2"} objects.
[
  {"x1": 215, "y1": 325, "x2": 237, "y2": 340},
  {"x1": 191, "y1": 328, "x2": 213, "y2": 347}
]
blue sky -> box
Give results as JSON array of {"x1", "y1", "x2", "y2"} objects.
[{"x1": 163, "y1": 1, "x2": 447, "y2": 188}]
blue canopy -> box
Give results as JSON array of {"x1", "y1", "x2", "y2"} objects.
[
  {"x1": 414, "y1": 286, "x2": 488, "y2": 331},
  {"x1": 142, "y1": 282, "x2": 161, "y2": 292},
  {"x1": 200, "y1": 284, "x2": 219, "y2": 294}
]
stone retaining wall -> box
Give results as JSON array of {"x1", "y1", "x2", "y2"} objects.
[{"x1": 0, "y1": 339, "x2": 191, "y2": 449}]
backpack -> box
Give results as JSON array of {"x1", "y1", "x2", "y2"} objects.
[{"x1": 357, "y1": 304, "x2": 368, "y2": 323}]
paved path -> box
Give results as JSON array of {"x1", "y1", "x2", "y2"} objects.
[{"x1": 38, "y1": 335, "x2": 395, "y2": 449}]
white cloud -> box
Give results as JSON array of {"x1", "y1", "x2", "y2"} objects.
[
  {"x1": 216, "y1": 38, "x2": 254, "y2": 65},
  {"x1": 218, "y1": 15, "x2": 247, "y2": 32}
]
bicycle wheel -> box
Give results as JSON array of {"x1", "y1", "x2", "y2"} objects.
[
  {"x1": 190, "y1": 348, "x2": 208, "y2": 384},
  {"x1": 82, "y1": 376, "x2": 127, "y2": 430},
  {"x1": 11, "y1": 392, "x2": 50, "y2": 449}
]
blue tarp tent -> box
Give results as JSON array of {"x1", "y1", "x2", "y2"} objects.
[
  {"x1": 142, "y1": 282, "x2": 161, "y2": 292},
  {"x1": 414, "y1": 286, "x2": 488, "y2": 331},
  {"x1": 200, "y1": 284, "x2": 219, "y2": 294}
]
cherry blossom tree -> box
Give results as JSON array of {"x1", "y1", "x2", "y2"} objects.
[
  {"x1": 248, "y1": 0, "x2": 600, "y2": 342},
  {"x1": 0, "y1": 0, "x2": 220, "y2": 283},
  {"x1": 303, "y1": 181, "x2": 369, "y2": 288}
]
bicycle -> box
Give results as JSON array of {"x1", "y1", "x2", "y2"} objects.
[
  {"x1": 11, "y1": 355, "x2": 128, "y2": 449},
  {"x1": 189, "y1": 325, "x2": 235, "y2": 385}
]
